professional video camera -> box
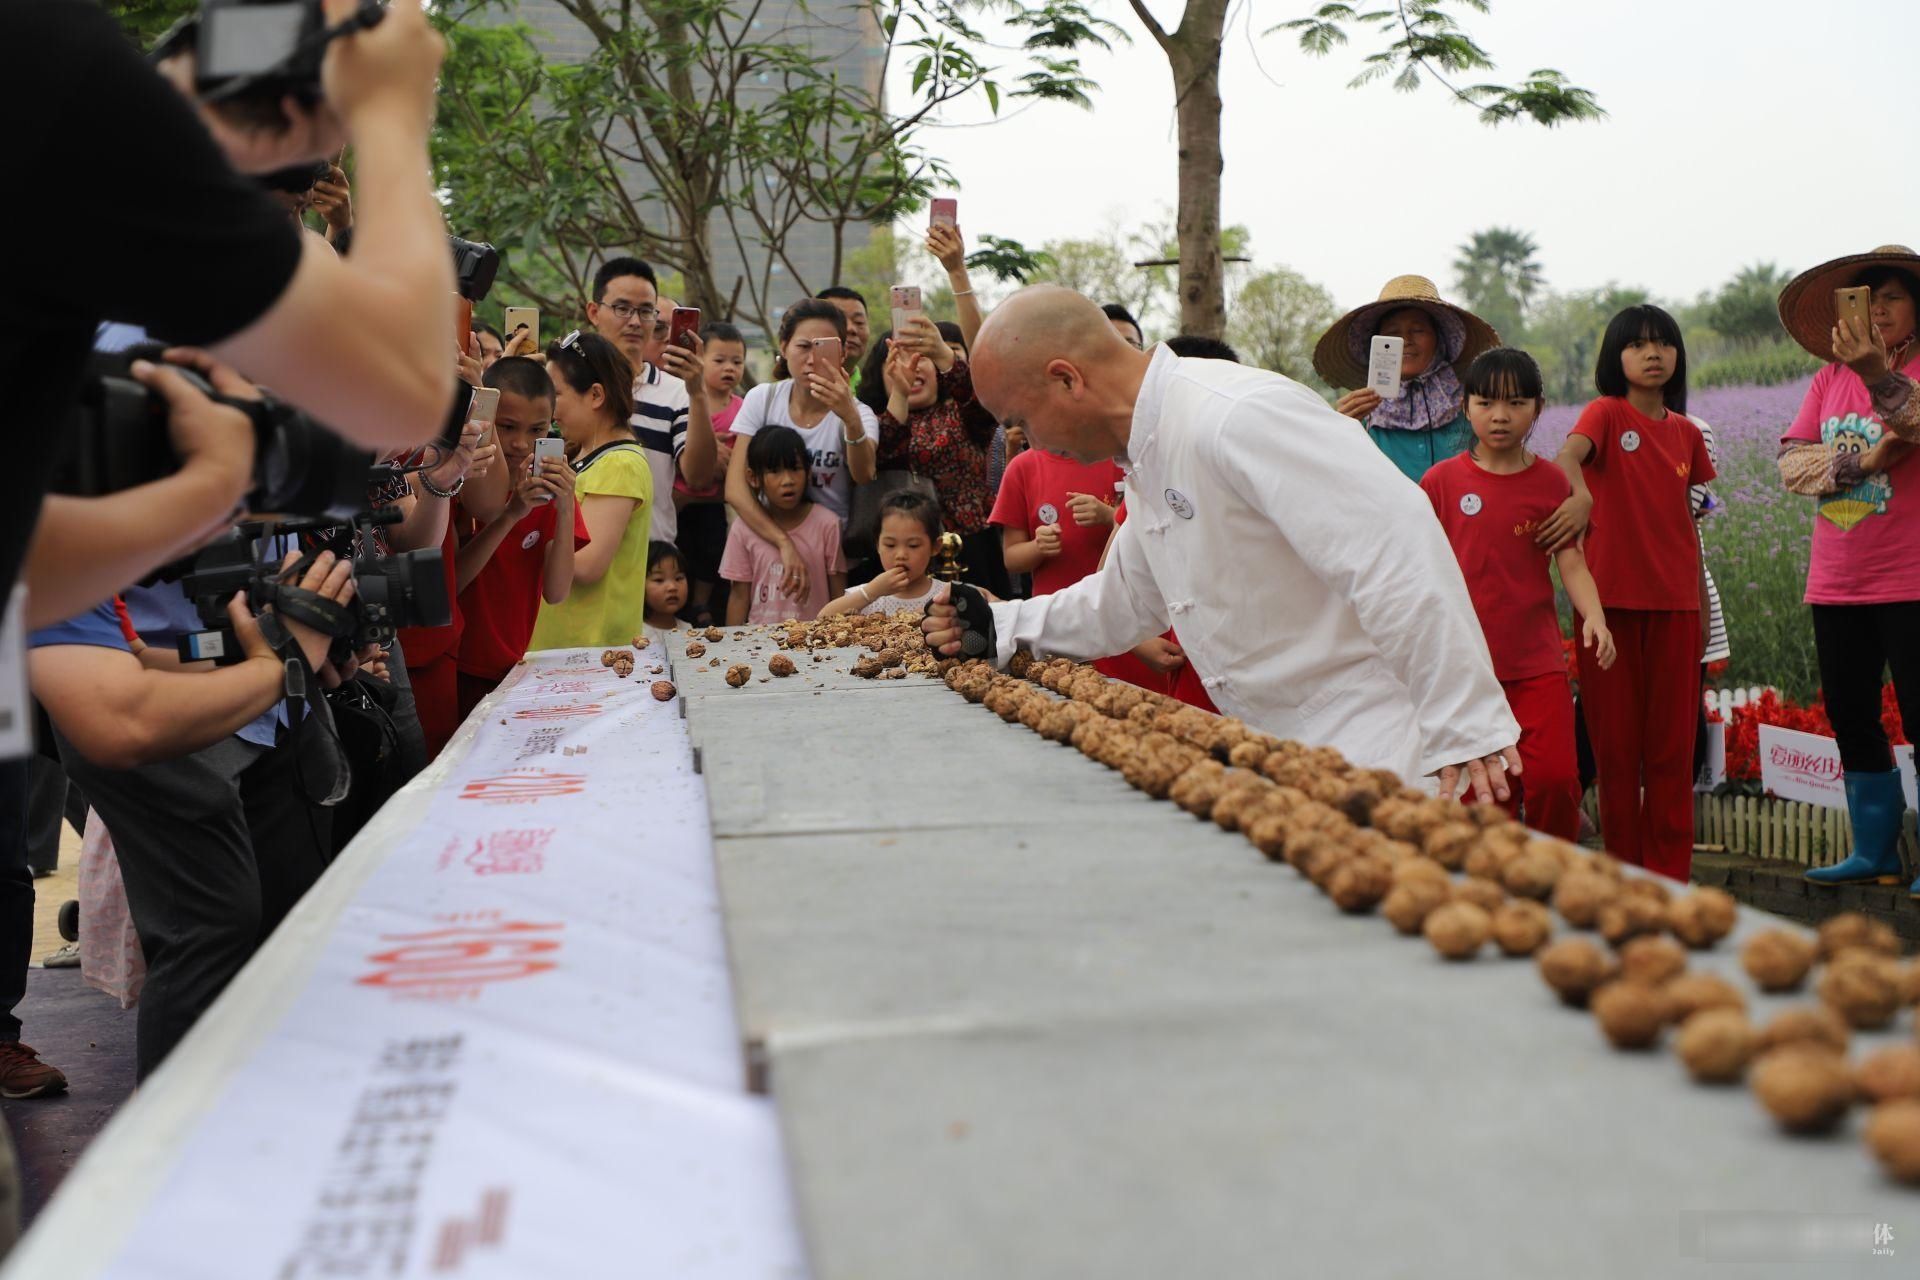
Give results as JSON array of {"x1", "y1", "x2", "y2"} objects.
[
  {"x1": 54, "y1": 347, "x2": 373, "y2": 520},
  {"x1": 154, "y1": 0, "x2": 388, "y2": 126},
  {"x1": 172, "y1": 499, "x2": 450, "y2": 666}
]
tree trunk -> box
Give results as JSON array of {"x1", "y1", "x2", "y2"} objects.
[{"x1": 1167, "y1": 2, "x2": 1227, "y2": 339}]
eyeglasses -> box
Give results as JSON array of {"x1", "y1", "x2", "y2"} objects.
[{"x1": 600, "y1": 300, "x2": 657, "y2": 323}]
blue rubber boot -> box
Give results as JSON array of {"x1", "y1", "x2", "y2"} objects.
[{"x1": 1806, "y1": 770, "x2": 1907, "y2": 886}]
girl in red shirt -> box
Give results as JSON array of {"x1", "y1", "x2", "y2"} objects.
[
  {"x1": 1538, "y1": 307, "x2": 1715, "y2": 878},
  {"x1": 1421, "y1": 349, "x2": 1614, "y2": 840}
]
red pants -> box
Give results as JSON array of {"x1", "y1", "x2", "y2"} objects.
[
  {"x1": 406, "y1": 651, "x2": 461, "y2": 761},
  {"x1": 1577, "y1": 609, "x2": 1700, "y2": 880},
  {"x1": 1495, "y1": 671, "x2": 1581, "y2": 841}
]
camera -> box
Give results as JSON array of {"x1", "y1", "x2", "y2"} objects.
[
  {"x1": 54, "y1": 347, "x2": 373, "y2": 521},
  {"x1": 174, "y1": 507, "x2": 450, "y2": 665},
  {"x1": 154, "y1": 1, "x2": 388, "y2": 124},
  {"x1": 451, "y1": 236, "x2": 500, "y2": 303}
]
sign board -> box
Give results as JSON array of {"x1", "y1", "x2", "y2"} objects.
[{"x1": 1760, "y1": 724, "x2": 1917, "y2": 810}]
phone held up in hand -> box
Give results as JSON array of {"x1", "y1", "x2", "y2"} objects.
[
  {"x1": 890, "y1": 284, "x2": 924, "y2": 332},
  {"x1": 503, "y1": 306, "x2": 539, "y2": 349},
  {"x1": 1366, "y1": 335, "x2": 1405, "y2": 402},
  {"x1": 531, "y1": 435, "x2": 567, "y2": 502},
  {"x1": 930, "y1": 198, "x2": 958, "y2": 229},
  {"x1": 668, "y1": 307, "x2": 701, "y2": 350},
  {"x1": 1835, "y1": 286, "x2": 1872, "y2": 337},
  {"x1": 466, "y1": 386, "x2": 501, "y2": 427}
]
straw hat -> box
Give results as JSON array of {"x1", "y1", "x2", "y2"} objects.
[
  {"x1": 1777, "y1": 245, "x2": 1920, "y2": 359},
  {"x1": 1312, "y1": 275, "x2": 1501, "y2": 389}
]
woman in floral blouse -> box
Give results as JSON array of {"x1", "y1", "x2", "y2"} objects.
[{"x1": 857, "y1": 316, "x2": 1010, "y2": 596}]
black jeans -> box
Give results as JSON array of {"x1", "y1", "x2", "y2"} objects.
[
  {"x1": 0, "y1": 760, "x2": 30, "y2": 1043},
  {"x1": 53, "y1": 719, "x2": 334, "y2": 1079},
  {"x1": 1812, "y1": 602, "x2": 1920, "y2": 775}
]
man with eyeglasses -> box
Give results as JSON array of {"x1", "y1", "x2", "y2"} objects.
[{"x1": 584, "y1": 259, "x2": 718, "y2": 546}]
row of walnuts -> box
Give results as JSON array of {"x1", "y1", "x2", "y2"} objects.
[{"x1": 944, "y1": 654, "x2": 1920, "y2": 1188}]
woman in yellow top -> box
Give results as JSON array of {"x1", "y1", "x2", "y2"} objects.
[{"x1": 529, "y1": 330, "x2": 654, "y2": 650}]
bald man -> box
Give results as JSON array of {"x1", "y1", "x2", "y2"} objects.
[{"x1": 925, "y1": 286, "x2": 1522, "y2": 800}]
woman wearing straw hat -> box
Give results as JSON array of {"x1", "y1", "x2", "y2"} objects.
[
  {"x1": 1312, "y1": 275, "x2": 1500, "y2": 483},
  {"x1": 1775, "y1": 245, "x2": 1920, "y2": 894}
]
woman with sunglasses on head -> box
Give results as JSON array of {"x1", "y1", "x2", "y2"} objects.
[
  {"x1": 528, "y1": 330, "x2": 654, "y2": 650},
  {"x1": 723, "y1": 299, "x2": 879, "y2": 603}
]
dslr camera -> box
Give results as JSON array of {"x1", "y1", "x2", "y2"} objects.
[{"x1": 155, "y1": 0, "x2": 388, "y2": 124}]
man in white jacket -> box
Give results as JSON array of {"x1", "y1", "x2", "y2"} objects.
[{"x1": 924, "y1": 286, "x2": 1522, "y2": 802}]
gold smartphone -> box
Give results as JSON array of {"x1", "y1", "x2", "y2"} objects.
[
  {"x1": 503, "y1": 306, "x2": 539, "y2": 349},
  {"x1": 1835, "y1": 286, "x2": 1872, "y2": 334}
]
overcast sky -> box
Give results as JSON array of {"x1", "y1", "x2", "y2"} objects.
[{"x1": 894, "y1": 0, "x2": 1914, "y2": 312}]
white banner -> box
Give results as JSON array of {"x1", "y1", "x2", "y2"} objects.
[
  {"x1": 1760, "y1": 724, "x2": 1917, "y2": 811},
  {"x1": 10, "y1": 646, "x2": 806, "y2": 1279}
]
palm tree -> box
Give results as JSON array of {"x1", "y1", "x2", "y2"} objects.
[{"x1": 1453, "y1": 227, "x2": 1544, "y2": 340}]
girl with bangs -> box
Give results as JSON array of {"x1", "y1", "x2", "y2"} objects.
[
  {"x1": 1420, "y1": 348, "x2": 1614, "y2": 840},
  {"x1": 1537, "y1": 306, "x2": 1715, "y2": 879}
]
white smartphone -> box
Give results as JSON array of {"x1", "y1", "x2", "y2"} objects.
[
  {"x1": 532, "y1": 435, "x2": 567, "y2": 502},
  {"x1": 503, "y1": 306, "x2": 539, "y2": 350},
  {"x1": 466, "y1": 386, "x2": 501, "y2": 425},
  {"x1": 1367, "y1": 335, "x2": 1405, "y2": 401}
]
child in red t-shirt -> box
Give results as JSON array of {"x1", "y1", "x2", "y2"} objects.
[
  {"x1": 454, "y1": 358, "x2": 589, "y2": 718},
  {"x1": 1538, "y1": 306, "x2": 1715, "y2": 878},
  {"x1": 1421, "y1": 349, "x2": 1615, "y2": 840}
]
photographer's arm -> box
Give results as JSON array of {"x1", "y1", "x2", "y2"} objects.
[{"x1": 208, "y1": 1, "x2": 454, "y2": 450}]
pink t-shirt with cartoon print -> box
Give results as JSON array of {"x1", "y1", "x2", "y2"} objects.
[{"x1": 1782, "y1": 353, "x2": 1920, "y2": 605}]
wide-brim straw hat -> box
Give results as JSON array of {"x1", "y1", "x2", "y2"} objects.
[
  {"x1": 1312, "y1": 275, "x2": 1501, "y2": 389},
  {"x1": 1777, "y1": 244, "x2": 1920, "y2": 359}
]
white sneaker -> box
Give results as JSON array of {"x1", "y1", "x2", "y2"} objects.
[{"x1": 42, "y1": 942, "x2": 80, "y2": 969}]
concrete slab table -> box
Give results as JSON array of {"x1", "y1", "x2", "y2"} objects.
[{"x1": 668, "y1": 634, "x2": 1917, "y2": 1279}]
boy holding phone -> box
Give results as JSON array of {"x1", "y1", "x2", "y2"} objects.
[{"x1": 453, "y1": 357, "x2": 590, "y2": 717}]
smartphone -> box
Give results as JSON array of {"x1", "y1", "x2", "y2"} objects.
[
  {"x1": 668, "y1": 306, "x2": 701, "y2": 350},
  {"x1": 890, "y1": 284, "x2": 924, "y2": 330},
  {"x1": 930, "y1": 198, "x2": 957, "y2": 229},
  {"x1": 503, "y1": 306, "x2": 539, "y2": 349},
  {"x1": 532, "y1": 435, "x2": 567, "y2": 502},
  {"x1": 466, "y1": 386, "x2": 501, "y2": 425},
  {"x1": 1367, "y1": 335, "x2": 1405, "y2": 401},
  {"x1": 809, "y1": 336, "x2": 843, "y2": 372},
  {"x1": 1836, "y1": 286, "x2": 1872, "y2": 336}
]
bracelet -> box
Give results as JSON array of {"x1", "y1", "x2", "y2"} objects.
[
  {"x1": 855, "y1": 584, "x2": 871, "y2": 603},
  {"x1": 417, "y1": 471, "x2": 465, "y2": 499},
  {"x1": 952, "y1": 289, "x2": 974, "y2": 297},
  {"x1": 843, "y1": 426, "x2": 870, "y2": 446}
]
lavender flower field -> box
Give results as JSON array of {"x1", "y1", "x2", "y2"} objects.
[{"x1": 1536, "y1": 378, "x2": 1822, "y2": 698}]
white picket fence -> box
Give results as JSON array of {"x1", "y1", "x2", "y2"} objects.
[{"x1": 1703, "y1": 685, "x2": 1775, "y2": 720}]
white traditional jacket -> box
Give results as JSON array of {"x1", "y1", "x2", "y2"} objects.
[{"x1": 989, "y1": 347, "x2": 1520, "y2": 783}]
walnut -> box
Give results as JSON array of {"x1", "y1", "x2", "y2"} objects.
[
  {"x1": 1757, "y1": 1006, "x2": 1852, "y2": 1056},
  {"x1": 1392, "y1": 857, "x2": 1453, "y2": 889},
  {"x1": 725, "y1": 664, "x2": 751, "y2": 688},
  {"x1": 1866, "y1": 1100, "x2": 1920, "y2": 1184},
  {"x1": 768, "y1": 654, "x2": 796, "y2": 677},
  {"x1": 1676, "y1": 1009, "x2": 1757, "y2": 1084},
  {"x1": 1424, "y1": 902, "x2": 1491, "y2": 961},
  {"x1": 1741, "y1": 929, "x2": 1818, "y2": 993},
  {"x1": 1490, "y1": 900, "x2": 1552, "y2": 957},
  {"x1": 705, "y1": 627, "x2": 725, "y2": 642},
  {"x1": 650, "y1": 680, "x2": 676, "y2": 702},
  {"x1": 1211, "y1": 779, "x2": 1278, "y2": 833},
  {"x1": 1501, "y1": 849, "x2": 1564, "y2": 901},
  {"x1": 1592, "y1": 981, "x2": 1670, "y2": 1050},
  {"x1": 601, "y1": 649, "x2": 620, "y2": 667},
  {"x1": 1597, "y1": 896, "x2": 1667, "y2": 947},
  {"x1": 1383, "y1": 879, "x2": 1452, "y2": 936},
  {"x1": 1751, "y1": 1045, "x2": 1856, "y2": 1134},
  {"x1": 1328, "y1": 854, "x2": 1393, "y2": 914},
  {"x1": 1667, "y1": 888, "x2": 1738, "y2": 949},
  {"x1": 685, "y1": 641, "x2": 707, "y2": 659},
  {"x1": 1819, "y1": 951, "x2": 1904, "y2": 1030},
  {"x1": 1552, "y1": 871, "x2": 1621, "y2": 930},
  {"x1": 1857, "y1": 1046, "x2": 1920, "y2": 1105},
  {"x1": 1451, "y1": 877, "x2": 1506, "y2": 914},
  {"x1": 1620, "y1": 877, "x2": 1672, "y2": 906},
  {"x1": 1662, "y1": 973, "x2": 1747, "y2": 1023},
  {"x1": 612, "y1": 660, "x2": 634, "y2": 678},
  {"x1": 1817, "y1": 912, "x2": 1901, "y2": 961},
  {"x1": 1227, "y1": 740, "x2": 1271, "y2": 771},
  {"x1": 1244, "y1": 811, "x2": 1294, "y2": 862},
  {"x1": 1537, "y1": 938, "x2": 1618, "y2": 1008},
  {"x1": 1618, "y1": 935, "x2": 1689, "y2": 986},
  {"x1": 1422, "y1": 821, "x2": 1479, "y2": 871},
  {"x1": 1368, "y1": 796, "x2": 1426, "y2": 843}
]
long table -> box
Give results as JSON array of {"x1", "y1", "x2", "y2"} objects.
[{"x1": 672, "y1": 629, "x2": 1917, "y2": 1279}]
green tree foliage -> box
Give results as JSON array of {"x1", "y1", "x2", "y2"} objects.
[
  {"x1": 1227, "y1": 266, "x2": 1340, "y2": 390},
  {"x1": 1706, "y1": 261, "x2": 1794, "y2": 346},
  {"x1": 1452, "y1": 225, "x2": 1543, "y2": 343},
  {"x1": 105, "y1": 0, "x2": 198, "y2": 49},
  {"x1": 1525, "y1": 284, "x2": 1649, "y2": 405},
  {"x1": 432, "y1": 0, "x2": 1118, "y2": 339}
]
